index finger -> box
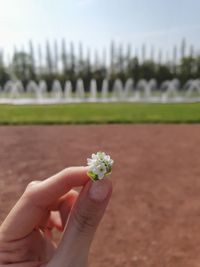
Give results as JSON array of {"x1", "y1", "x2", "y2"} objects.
[
  {"x1": 27, "y1": 166, "x2": 89, "y2": 206},
  {"x1": 0, "y1": 166, "x2": 89, "y2": 241}
]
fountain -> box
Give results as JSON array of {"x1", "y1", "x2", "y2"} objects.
[
  {"x1": 185, "y1": 79, "x2": 200, "y2": 97},
  {"x1": 89, "y1": 79, "x2": 97, "y2": 101},
  {"x1": 4, "y1": 80, "x2": 24, "y2": 98},
  {"x1": 64, "y1": 81, "x2": 73, "y2": 101},
  {"x1": 124, "y1": 78, "x2": 134, "y2": 100},
  {"x1": 26, "y1": 81, "x2": 38, "y2": 96},
  {"x1": 52, "y1": 80, "x2": 63, "y2": 100},
  {"x1": 4, "y1": 81, "x2": 13, "y2": 93},
  {"x1": 112, "y1": 79, "x2": 124, "y2": 100},
  {"x1": 0, "y1": 78, "x2": 200, "y2": 104},
  {"x1": 101, "y1": 79, "x2": 109, "y2": 100},
  {"x1": 38, "y1": 80, "x2": 47, "y2": 101},
  {"x1": 161, "y1": 79, "x2": 180, "y2": 102},
  {"x1": 136, "y1": 79, "x2": 152, "y2": 100},
  {"x1": 75, "y1": 79, "x2": 85, "y2": 101}
]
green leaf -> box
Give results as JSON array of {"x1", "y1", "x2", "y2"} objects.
[{"x1": 87, "y1": 171, "x2": 99, "y2": 181}]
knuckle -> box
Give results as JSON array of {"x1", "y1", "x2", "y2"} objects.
[
  {"x1": 0, "y1": 233, "x2": 36, "y2": 264},
  {"x1": 16, "y1": 247, "x2": 30, "y2": 261},
  {"x1": 0, "y1": 249, "x2": 30, "y2": 264},
  {"x1": 73, "y1": 209, "x2": 97, "y2": 233},
  {"x1": 64, "y1": 166, "x2": 75, "y2": 174},
  {"x1": 23, "y1": 180, "x2": 41, "y2": 201},
  {"x1": 26, "y1": 180, "x2": 41, "y2": 189},
  {"x1": 63, "y1": 166, "x2": 78, "y2": 174},
  {"x1": 24, "y1": 180, "x2": 41, "y2": 193}
]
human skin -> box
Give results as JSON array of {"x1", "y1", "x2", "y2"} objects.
[{"x1": 0, "y1": 166, "x2": 112, "y2": 267}]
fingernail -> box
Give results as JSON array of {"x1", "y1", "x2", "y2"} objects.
[{"x1": 88, "y1": 180, "x2": 110, "y2": 201}]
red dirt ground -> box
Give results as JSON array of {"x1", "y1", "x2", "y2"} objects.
[{"x1": 1, "y1": 125, "x2": 200, "y2": 267}]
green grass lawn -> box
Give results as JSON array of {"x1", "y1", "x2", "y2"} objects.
[{"x1": 0, "y1": 103, "x2": 199, "y2": 124}]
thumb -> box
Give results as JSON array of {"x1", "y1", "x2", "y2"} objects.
[{"x1": 48, "y1": 178, "x2": 112, "y2": 267}]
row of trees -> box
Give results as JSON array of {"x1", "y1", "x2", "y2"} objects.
[{"x1": 0, "y1": 39, "x2": 200, "y2": 90}]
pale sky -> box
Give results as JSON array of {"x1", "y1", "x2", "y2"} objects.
[{"x1": 0, "y1": 0, "x2": 200, "y2": 62}]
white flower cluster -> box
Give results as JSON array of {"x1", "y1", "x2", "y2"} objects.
[{"x1": 87, "y1": 152, "x2": 114, "y2": 181}]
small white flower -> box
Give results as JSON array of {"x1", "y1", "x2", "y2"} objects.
[
  {"x1": 95, "y1": 164, "x2": 107, "y2": 179},
  {"x1": 87, "y1": 158, "x2": 95, "y2": 165},
  {"x1": 91, "y1": 153, "x2": 98, "y2": 160},
  {"x1": 87, "y1": 151, "x2": 114, "y2": 181},
  {"x1": 104, "y1": 155, "x2": 114, "y2": 166}
]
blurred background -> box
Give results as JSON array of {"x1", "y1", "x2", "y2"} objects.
[
  {"x1": 0, "y1": 0, "x2": 200, "y2": 88},
  {"x1": 1, "y1": 2, "x2": 200, "y2": 267}
]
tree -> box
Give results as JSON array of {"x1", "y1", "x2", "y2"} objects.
[
  {"x1": 0, "y1": 50, "x2": 4, "y2": 68},
  {"x1": 84, "y1": 47, "x2": 92, "y2": 90},
  {"x1": 61, "y1": 38, "x2": 68, "y2": 75},
  {"x1": 179, "y1": 56, "x2": 196, "y2": 82},
  {"x1": 0, "y1": 50, "x2": 9, "y2": 85},
  {"x1": 181, "y1": 38, "x2": 186, "y2": 59},
  {"x1": 172, "y1": 45, "x2": 177, "y2": 74},
  {"x1": 140, "y1": 60, "x2": 156, "y2": 80},
  {"x1": 29, "y1": 40, "x2": 36, "y2": 79},
  {"x1": 1, "y1": 38, "x2": 200, "y2": 90},
  {"x1": 142, "y1": 43, "x2": 146, "y2": 63},
  {"x1": 189, "y1": 45, "x2": 194, "y2": 58},
  {"x1": 126, "y1": 43, "x2": 132, "y2": 74},
  {"x1": 158, "y1": 49, "x2": 163, "y2": 66},
  {"x1": 70, "y1": 41, "x2": 75, "y2": 76},
  {"x1": 12, "y1": 51, "x2": 32, "y2": 82},
  {"x1": 78, "y1": 42, "x2": 84, "y2": 76},
  {"x1": 196, "y1": 56, "x2": 200, "y2": 74},
  {"x1": 54, "y1": 40, "x2": 59, "y2": 74},
  {"x1": 130, "y1": 57, "x2": 140, "y2": 82},
  {"x1": 156, "y1": 64, "x2": 172, "y2": 84},
  {"x1": 110, "y1": 40, "x2": 115, "y2": 76},
  {"x1": 118, "y1": 43, "x2": 124, "y2": 74},
  {"x1": 101, "y1": 47, "x2": 107, "y2": 79},
  {"x1": 94, "y1": 49, "x2": 99, "y2": 71},
  {"x1": 37, "y1": 44, "x2": 43, "y2": 76},
  {"x1": 46, "y1": 40, "x2": 53, "y2": 75},
  {"x1": 150, "y1": 45, "x2": 155, "y2": 62}
]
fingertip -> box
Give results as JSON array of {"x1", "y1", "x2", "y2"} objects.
[
  {"x1": 88, "y1": 178, "x2": 113, "y2": 202},
  {"x1": 59, "y1": 166, "x2": 90, "y2": 183}
]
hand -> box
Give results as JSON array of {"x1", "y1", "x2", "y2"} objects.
[{"x1": 0, "y1": 166, "x2": 112, "y2": 267}]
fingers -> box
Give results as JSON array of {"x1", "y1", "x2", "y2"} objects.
[
  {"x1": 25, "y1": 167, "x2": 89, "y2": 206},
  {"x1": 43, "y1": 190, "x2": 79, "y2": 241},
  {"x1": 43, "y1": 211, "x2": 62, "y2": 239},
  {"x1": 57, "y1": 190, "x2": 78, "y2": 230},
  {"x1": 0, "y1": 230, "x2": 53, "y2": 265},
  {"x1": 0, "y1": 262, "x2": 43, "y2": 267},
  {"x1": 47, "y1": 179, "x2": 112, "y2": 267},
  {"x1": 0, "y1": 167, "x2": 89, "y2": 241},
  {"x1": 46, "y1": 212, "x2": 62, "y2": 231},
  {"x1": 46, "y1": 190, "x2": 78, "y2": 232}
]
